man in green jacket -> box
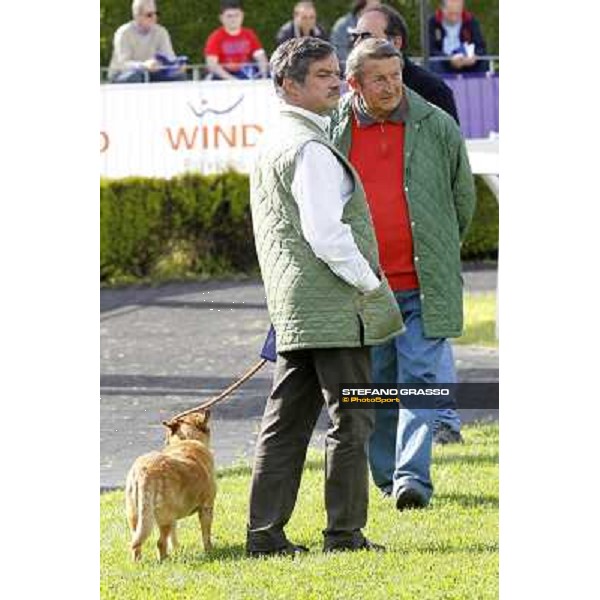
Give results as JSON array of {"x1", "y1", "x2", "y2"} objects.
[
  {"x1": 247, "y1": 37, "x2": 403, "y2": 556},
  {"x1": 330, "y1": 38, "x2": 476, "y2": 509}
]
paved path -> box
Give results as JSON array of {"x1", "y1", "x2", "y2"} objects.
[{"x1": 101, "y1": 266, "x2": 498, "y2": 490}]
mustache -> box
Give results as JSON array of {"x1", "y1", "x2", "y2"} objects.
[{"x1": 327, "y1": 88, "x2": 341, "y2": 97}]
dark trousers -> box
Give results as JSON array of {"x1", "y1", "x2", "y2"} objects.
[{"x1": 246, "y1": 347, "x2": 374, "y2": 551}]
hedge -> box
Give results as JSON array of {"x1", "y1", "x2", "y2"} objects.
[
  {"x1": 100, "y1": 172, "x2": 497, "y2": 284},
  {"x1": 464, "y1": 175, "x2": 498, "y2": 259},
  {"x1": 100, "y1": 0, "x2": 498, "y2": 68}
]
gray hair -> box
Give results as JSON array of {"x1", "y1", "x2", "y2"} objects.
[
  {"x1": 132, "y1": 0, "x2": 156, "y2": 18},
  {"x1": 294, "y1": 1, "x2": 315, "y2": 12},
  {"x1": 346, "y1": 38, "x2": 404, "y2": 82},
  {"x1": 270, "y1": 37, "x2": 335, "y2": 91}
]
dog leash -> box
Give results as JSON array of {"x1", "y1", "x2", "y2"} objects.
[{"x1": 168, "y1": 358, "x2": 268, "y2": 421}]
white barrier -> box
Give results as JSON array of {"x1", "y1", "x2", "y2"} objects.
[
  {"x1": 100, "y1": 80, "x2": 280, "y2": 178},
  {"x1": 465, "y1": 133, "x2": 499, "y2": 177},
  {"x1": 100, "y1": 80, "x2": 499, "y2": 179}
]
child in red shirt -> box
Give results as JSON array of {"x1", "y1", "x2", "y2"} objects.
[{"x1": 204, "y1": 4, "x2": 269, "y2": 80}]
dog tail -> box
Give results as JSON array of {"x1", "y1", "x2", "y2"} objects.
[{"x1": 126, "y1": 469, "x2": 155, "y2": 560}]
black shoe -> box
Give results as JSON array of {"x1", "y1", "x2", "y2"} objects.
[
  {"x1": 395, "y1": 486, "x2": 428, "y2": 511},
  {"x1": 247, "y1": 542, "x2": 309, "y2": 558},
  {"x1": 434, "y1": 423, "x2": 464, "y2": 445},
  {"x1": 324, "y1": 537, "x2": 386, "y2": 553}
]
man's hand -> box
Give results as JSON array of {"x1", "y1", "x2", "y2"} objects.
[
  {"x1": 143, "y1": 58, "x2": 160, "y2": 72},
  {"x1": 450, "y1": 54, "x2": 466, "y2": 69},
  {"x1": 254, "y1": 49, "x2": 269, "y2": 79},
  {"x1": 206, "y1": 55, "x2": 237, "y2": 80}
]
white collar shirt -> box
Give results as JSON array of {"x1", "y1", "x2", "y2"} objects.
[{"x1": 280, "y1": 104, "x2": 380, "y2": 293}]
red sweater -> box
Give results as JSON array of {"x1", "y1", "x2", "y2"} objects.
[{"x1": 349, "y1": 116, "x2": 419, "y2": 291}]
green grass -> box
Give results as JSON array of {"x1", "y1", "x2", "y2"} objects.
[
  {"x1": 101, "y1": 423, "x2": 498, "y2": 599},
  {"x1": 458, "y1": 293, "x2": 497, "y2": 347}
]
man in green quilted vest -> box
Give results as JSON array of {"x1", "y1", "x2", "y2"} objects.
[{"x1": 246, "y1": 37, "x2": 403, "y2": 556}]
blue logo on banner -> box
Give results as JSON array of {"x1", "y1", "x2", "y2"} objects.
[{"x1": 188, "y1": 95, "x2": 245, "y2": 119}]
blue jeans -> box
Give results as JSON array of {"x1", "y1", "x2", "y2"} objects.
[
  {"x1": 435, "y1": 342, "x2": 460, "y2": 432},
  {"x1": 368, "y1": 290, "x2": 458, "y2": 502}
]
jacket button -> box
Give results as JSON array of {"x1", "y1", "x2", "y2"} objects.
[
  {"x1": 404, "y1": 186, "x2": 409, "y2": 192},
  {"x1": 420, "y1": 293, "x2": 425, "y2": 300},
  {"x1": 411, "y1": 221, "x2": 415, "y2": 227},
  {"x1": 414, "y1": 256, "x2": 420, "y2": 262}
]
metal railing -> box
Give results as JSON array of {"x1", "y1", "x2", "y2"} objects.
[
  {"x1": 100, "y1": 64, "x2": 213, "y2": 83},
  {"x1": 411, "y1": 54, "x2": 499, "y2": 73},
  {"x1": 100, "y1": 55, "x2": 499, "y2": 83},
  {"x1": 100, "y1": 62, "x2": 270, "y2": 83}
]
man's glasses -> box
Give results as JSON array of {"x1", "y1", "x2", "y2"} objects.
[
  {"x1": 145, "y1": 11, "x2": 159, "y2": 17},
  {"x1": 349, "y1": 30, "x2": 395, "y2": 47},
  {"x1": 349, "y1": 31, "x2": 374, "y2": 46}
]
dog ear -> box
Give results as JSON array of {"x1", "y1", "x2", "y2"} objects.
[
  {"x1": 194, "y1": 410, "x2": 210, "y2": 425},
  {"x1": 193, "y1": 411, "x2": 210, "y2": 432},
  {"x1": 162, "y1": 420, "x2": 179, "y2": 432}
]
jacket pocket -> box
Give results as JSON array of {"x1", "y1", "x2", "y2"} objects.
[{"x1": 360, "y1": 278, "x2": 404, "y2": 343}]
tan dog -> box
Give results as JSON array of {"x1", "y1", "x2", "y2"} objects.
[{"x1": 124, "y1": 410, "x2": 216, "y2": 561}]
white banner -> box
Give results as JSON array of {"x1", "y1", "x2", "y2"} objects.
[
  {"x1": 100, "y1": 80, "x2": 498, "y2": 178},
  {"x1": 100, "y1": 80, "x2": 280, "y2": 178}
]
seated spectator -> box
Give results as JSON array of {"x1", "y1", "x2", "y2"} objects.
[
  {"x1": 330, "y1": 0, "x2": 380, "y2": 70},
  {"x1": 275, "y1": 2, "x2": 328, "y2": 47},
  {"x1": 204, "y1": 1, "x2": 269, "y2": 80},
  {"x1": 427, "y1": 0, "x2": 489, "y2": 74},
  {"x1": 107, "y1": 0, "x2": 187, "y2": 83}
]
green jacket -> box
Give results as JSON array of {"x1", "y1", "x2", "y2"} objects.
[
  {"x1": 250, "y1": 109, "x2": 404, "y2": 352},
  {"x1": 330, "y1": 88, "x2": 477, "y2": 338}
]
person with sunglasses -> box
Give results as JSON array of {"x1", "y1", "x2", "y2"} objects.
[
  {"x1": 330, "y1": 0, "x2": 381, "y2": 72},
  {"x1": 350, "y1": 4, "x2": 459, "y2": 123},
  {"x1": 107, "y1": 0, "x2": 186, "y2": 83}
]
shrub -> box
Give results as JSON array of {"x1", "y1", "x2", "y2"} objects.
[
  {"x1": 462, "y1": 176, "x2": 499, "y2": 259},
  {"x1": 100, "y1": 172, "x2": 497, "y2": 285},
  {"x1": 101, "y1": 173, "x2": 257, "y2": 284},
  {"x1": 100, "y1": 177, "x2": 169, "y2": 281}
]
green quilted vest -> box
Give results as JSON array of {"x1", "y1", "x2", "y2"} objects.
[{"x1": 250, "y1": 109, "x2": 404, "y2": 352}]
